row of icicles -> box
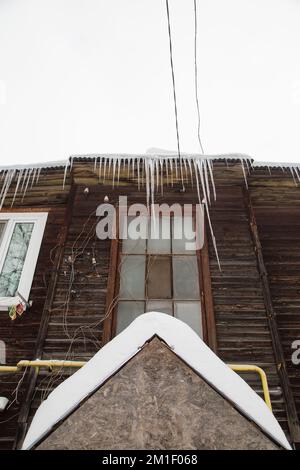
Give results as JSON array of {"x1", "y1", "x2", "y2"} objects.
[{"x1": 1, "y1": 155, "x2": 299, "y2": 269}]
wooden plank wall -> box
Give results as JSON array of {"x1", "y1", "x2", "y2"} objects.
[
  {"x1": 249, "y1": 167, "x2": 300, "y2": 439},
  {"x1": 0, "y1": 168, "x2": 69, "y2": 449},
  {"x1": 26, "y1": 182, "x2": 111, "y2": 433},
  {"x1": 1, "y1": 160, "x2": 299, "y2": 447},
  {"x1": 207, "y1": 169, "x2": 289, "y2": 435}
]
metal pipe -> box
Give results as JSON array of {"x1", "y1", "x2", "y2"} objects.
[
  {"x1": 0, "y1": 359, "x2": 86, "y2": 373},
  {"x1": 228, "y1": 364, "x2": 272, "y2": 411},
  {"x1": 0, "y1": 360, "x2": 272, "y2": 411}
]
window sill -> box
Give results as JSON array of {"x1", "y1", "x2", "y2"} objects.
[{"x1": 0, "y1": 296, "x2": 26, "y2": 311}]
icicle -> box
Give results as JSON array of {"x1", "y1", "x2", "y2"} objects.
[
  {"x1": 159, "y1": 157, "x2": 164, "y2": 196},
  {"x1": 293, "y1": 166, "x2": 300, "y2": 183},
  {"x1": 203, "y1": 160, "x2": 211, "y2": 205},
  {"x1": 112, "y1": 159, "x2": 116, "y2": 188},
  {"x1": 240, "y1": 158, "x2": 248, "y2": 188},
  {"x1": 155, "y1": 158, "x2": 159, "y2": 192},
  {"x1": 103, "y1": 157, "x2": 107, "y2": 182},
  {"x1": 169, "y1": 159, "x2": 174, "y2": 187},
  {"x1": 190, "y1": 158, "x2": 220, "y2": 270},
  {"x1": 93, "y1": 156, "x2": 98, "y2": 173},
  {"x1": 243, "y1": 157, "x2": 250, "y2": 173},
  {"x1": 187, "y1": 158, "x2": 194, "y2": 188},
  {"x1": 30, "y1": 168, "x2": 37, "y2": 188},
  {"x1": 165, "y1": 158, "x2": 169, "y2": 187},
  {"x1": 137, "y1": 158, "x2": 140, "y2": 190},
  {"x1": 149, "y1": 159, "x2": 155, "y2": 215},
  {"x1": 127, "y1": 158, "x2": 131, "y2": 179},
  {"x1": 107, "y1": 157, "x2": 112, "y2": 181},
  {"x1": 117, "y1": 158, "x2": 121, "y2": 184},
  {"x1": 174, "y1": 158, "x2": 178, "y2": 180},
  {"x1": 36, "y1": 167, "x2": 42, "y2": 184},
  {"x1": 192, "y1": 159, "x2": 202, "y2": 204},
  {"x1": 289, "y1": 167, "x2": 297, "y2": 186},
  {"x1": 142, "y1": 158, "x2": 146, "y2": 188},
  {"x1": 204, "y1": 199, "x2": 221, "y2": 271},
  {"x1": 0, "y1": 171, "x2": 8, "y2": 201},
  {"x1": 0, "y1": 170, "x2": 15, "y2": 210},
  {"x1": 98, "y1": 156, "x2": 103, "y2": 180},
  {"x1": 22, "y1": 168, "x2": 32, "y2": 201},
  {"x1": 179, "y1": 157, "x2": 184, "y2": 187},
  {"x1": 145, "y1": 159, "x2": 150, "y2": 208},
  {"x1": 20, "y1": 169, "x2": 29, "y2": 191},
  {"x1": 11, "y1": 169, "x2": 23, "y2": 207},
  {"x1": 195, "y1": 160, "x2": 207, "y2": 205},
  {"x1": 132, "y1": 157, "x2": 135, "y2": 181},
  {"x1": 207, "y1": 159, "x2": 216, "y2": 201},
  {"x1": 63, "y1": 161, "x2": 69, "y2": 190}
]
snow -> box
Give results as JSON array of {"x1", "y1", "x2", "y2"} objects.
[
  {"x1": 22, "y1": 311, "x2": 291, "y2": 450},
  {"x1": 0, "y1": 160, "x2": 66, "y2": 171}
]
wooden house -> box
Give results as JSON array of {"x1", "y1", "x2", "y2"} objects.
[{"x1": 0, "y1": 154, "x2": 299, "y2": 449}]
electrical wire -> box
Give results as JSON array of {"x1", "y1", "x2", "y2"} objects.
[
  {"x1": 165, "y1": 0, "x2": 185, "y2": 189},
  {"x1": 193, "y1": 0, "x2": 204, "y2": 154}
]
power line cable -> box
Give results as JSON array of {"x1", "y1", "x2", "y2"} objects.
[
  {"x1": 193, "y1": 0, "x2": 205, "y2": 154},
  {"x1": 165, "y1": 0, "x2": 185, "y2": 189}
]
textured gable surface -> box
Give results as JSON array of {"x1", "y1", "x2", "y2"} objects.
[{"x1": 37, "y1": 338, "x2": 278, "y2": 450}]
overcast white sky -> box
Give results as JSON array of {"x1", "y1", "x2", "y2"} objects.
[{"x1": 0, "y1": 0, "x2": 300, "y2": 166}]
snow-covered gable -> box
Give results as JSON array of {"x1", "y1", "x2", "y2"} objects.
[{"x1": 22, "y1": 312, "x2": 291, "y2": 450}]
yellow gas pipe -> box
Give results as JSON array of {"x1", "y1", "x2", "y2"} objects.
[
  {"x1": 0, "y1": 360, "x2": 272, "y2": 411},
  {"x1": 228, "y1": 364, "x2": 272, "y2": 411}
]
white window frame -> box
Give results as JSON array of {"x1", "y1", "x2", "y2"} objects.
[{"x1": 0, "y1": 212, "x2": 48, "y2": 310}]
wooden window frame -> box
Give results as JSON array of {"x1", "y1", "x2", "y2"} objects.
[{"x1": 102, "y1": 208, "x2": 217, "y2": 352}]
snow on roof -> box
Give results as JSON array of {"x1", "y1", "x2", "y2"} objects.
[
  {"x1": 1, "y1": 154, "x2": 300, "y2": 172},
  {"x1": 252, "y1": 161, "x2": 300, "y2": 168},
  {"x1": 22, "y1": 312, "x2": 291, "y2": 450},
  {"x1": 0, "y1": 153, "x2": 252, "y2": 173},
  {"x1": 0, "y1": 159, "x2": 66, "y2": 171}
]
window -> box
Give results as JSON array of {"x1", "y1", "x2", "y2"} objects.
[
  {"x1": 116, "y1": 214, "x2": 203, "y2": 337},
  {"x1": 0, "y1": 212, "x2": 48, "y2": 310}
]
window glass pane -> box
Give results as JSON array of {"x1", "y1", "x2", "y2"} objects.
[
  {"x1": 146, "y1": 300, "x2": 173, "y2": 315},
  {"x1": 0, "y1": 222, "x2": 7, "y2": 247},
  {"x1": 119, "y1": 255, "x2": 145, "y2": 299},
  {"x1": 122, "y1": 237, "x2": 146, "y2": 254},
  {"x1": 121, "y1": 216, "x2": 146, "y2": 254},
  {"x1": 147, "y1": 216, "x2": 171, "y2": 254},
  {"x1": 172, "y1": 216, "x2": 196, "y2": 254},
  {"x1": 116, "y1": 301, "x2": 145, "y2": 334},
  {"x1": 173, "y1": 256, "x2": 200, "y2": 299},
  {"x1": 174, "y1": 301, "x2": 202, "y2": 337},
  {"x1": 0, "y1": 223, "x2": 34, "y2": 297},
  {"x1": 147, "y1": 256, "x2": 172, "y2": 299}
]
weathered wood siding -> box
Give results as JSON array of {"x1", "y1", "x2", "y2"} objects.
[
  {"x1": 0, "y1": 160, "x2": 299, "y2": 448},
  {"x1": 0, "y1": 168, "x2": 69, "y2": 449},
  {"x1": 249, "y1": 167, "x2": 300, "y2": 433}
]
